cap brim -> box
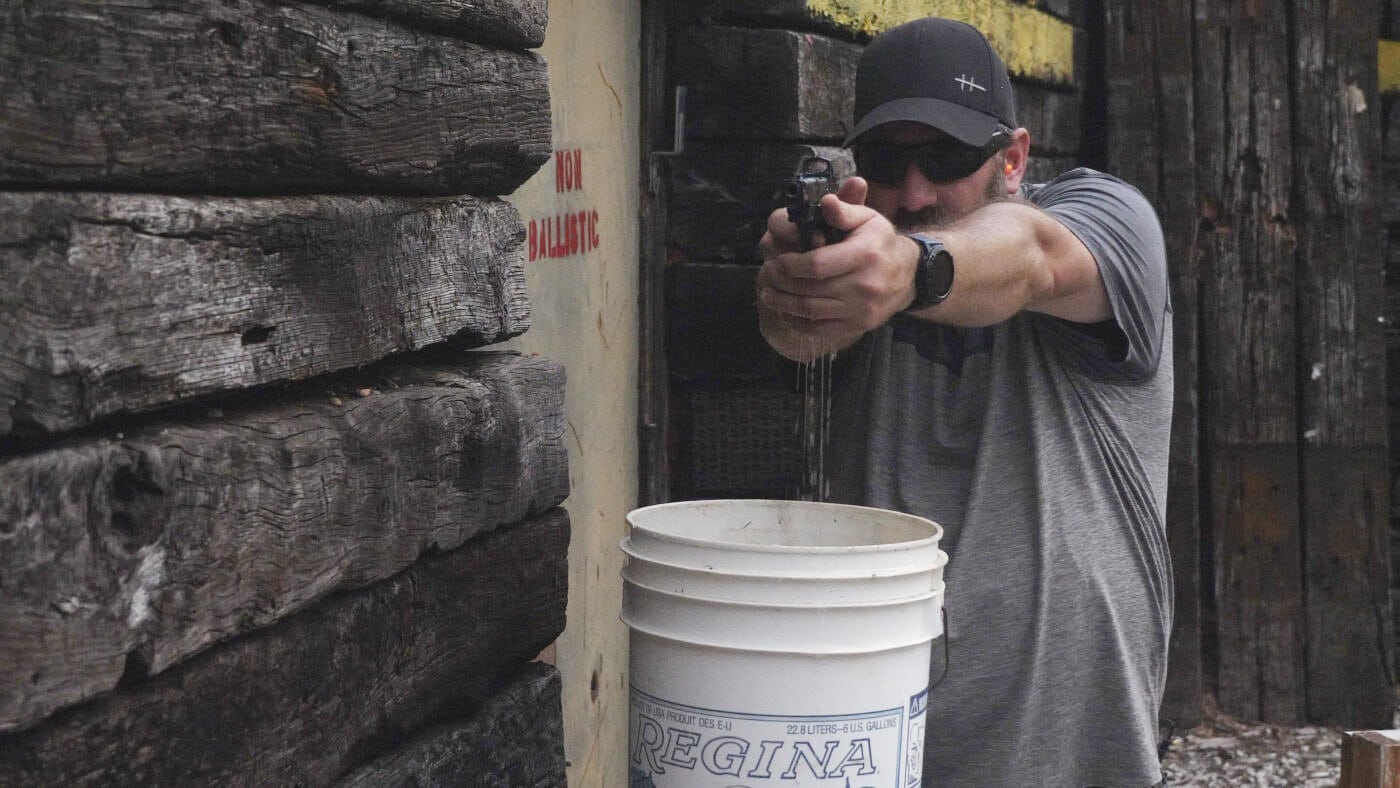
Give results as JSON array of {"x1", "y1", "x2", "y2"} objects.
[{"x1": 843, "y1": 97, "x2": 1000, "y2": 147}]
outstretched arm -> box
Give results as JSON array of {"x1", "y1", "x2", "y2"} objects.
[{"x1": 756, "y1": 175, "x2": 1110, "y2": 362}]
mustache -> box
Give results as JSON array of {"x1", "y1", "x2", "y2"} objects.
[{"x1": 892, "y1": 206, "x2": 952, "y2": 232}]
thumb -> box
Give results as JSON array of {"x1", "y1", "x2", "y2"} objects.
[
  {"x1": 836, "y1": 175, "x2": 868, "y2": 206},
  {"x1": 820, "y1": 189, "x2": 880, "y2": 233}
]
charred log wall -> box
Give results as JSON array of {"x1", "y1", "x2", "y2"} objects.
[{"x1": 0, "y1": 0, "x2": 569, "y2": 783}]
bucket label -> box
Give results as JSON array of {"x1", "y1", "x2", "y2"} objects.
[
  {"x1": 629, "y1": 688, "x2": 908, "y2": 786},
  {"x1": 903, "y1": 689, "x2": 928, "y2": 787}
]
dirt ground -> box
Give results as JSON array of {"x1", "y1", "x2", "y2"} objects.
[{"x1": 1159, "y1": 703, "x2": 1352, "y2": 787}]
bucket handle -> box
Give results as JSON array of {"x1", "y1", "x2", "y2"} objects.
[{"x1": 931, "y1": 607, "x2": 951, "y2": 690}]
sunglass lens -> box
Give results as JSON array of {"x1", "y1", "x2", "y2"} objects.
[
  {"x1": 855, "y1": 146, "x2": 908, "y2": 184},
  {"x1": 856, "y1": 139, "x2": 999, "y2": 185}
]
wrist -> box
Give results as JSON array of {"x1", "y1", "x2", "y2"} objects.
[
  {"x1": 900, "y1": 233, "x2": 955, "y2": 312},
  {"x1": 898, "y1": 235, "x2": 921, "y2": 312}
]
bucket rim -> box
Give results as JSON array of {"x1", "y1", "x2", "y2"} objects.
[
  {"x1": 620, "y1": 537, "x2": 948, "y2": 580},
  {"x1": 620, "y1": 616, "x2": 941, "y2": 656},
  {"x1": 623, "y1": 573, "x2": 944, "y2": 611},
  {"x1": 626, "y1": 499, "x2": 943, "y2": 554}
]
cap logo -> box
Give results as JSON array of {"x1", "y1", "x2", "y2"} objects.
[{"x1": 954, "y1": 74, "x2": 986, "y2": 93}]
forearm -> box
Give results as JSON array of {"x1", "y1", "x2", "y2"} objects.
[{"x1": 903, "y1": 200, "x2": 1107, "y2": 326}]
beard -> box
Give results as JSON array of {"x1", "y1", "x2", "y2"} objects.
[{"x1": 891, "y1": 168, "x2": 1009, "y2": 233}]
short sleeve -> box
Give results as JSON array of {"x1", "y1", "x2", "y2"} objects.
[{"x1": 1024, "y1": 168, "x2": 1170, "y2": 383}]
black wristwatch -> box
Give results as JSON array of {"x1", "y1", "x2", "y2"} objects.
[{"x1": 902, "y1": 233, "x2": 955, "y2": 311}]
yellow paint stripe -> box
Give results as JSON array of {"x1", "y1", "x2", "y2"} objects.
[
  {"x1": 1381, "y1": 39, "x2": 1400, "y2": 93},
  {"x1": 806, "y1": 0, "x2": 1075, "y2": 84}
]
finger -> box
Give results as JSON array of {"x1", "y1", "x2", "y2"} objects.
[
  {"x1": 764, "y1": 207, "x2": 802, "y2": 252},
  {"x1": 820, "y1": 193, "x2": 882, "y2": 233},
  {"x1": 836, "y1": 175, "x2": 868, "y2": 206},
  {"x1": 772, "y1": 249, "x2": 845, "y2": 284},
  {"x1": 758, "y1": 287, "x2": 847, "y2": 322},
  {"x1": 764, "y1": 265, "x2": 839, "y2": 297}
]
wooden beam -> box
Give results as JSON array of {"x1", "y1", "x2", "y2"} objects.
[
  {"x1": 336, "y1": 663, "x2": 567, "y2": 787},
  {"x1": 298, "y1": 0, "x2": 548, "y2": 47},
  {"x1": 1292, "y1": 0, "x2": 1392, "y2": 727},
  {"x1": 1014, "y1": 82, "x2": 1082, "y2": 158},
  {"x1": 675, "y1": 26, "x2": 862, "y2": 142},
  {"x1": 1195, "y1": 1, "x2": 1305, "y2": 723},
  {"x1": 0, "y1": 509, "x2": 569, "y2": 786},
  {"x1": 0, "y1": 193, "x2": 528, "y2": 437},
  {"x1": 0, "y1": 0, "x2": 550, "y2": 195},
  {"x1": 1341, "y1": 730, "x2": 1400, "y2": 787},
  {"x1": 686, "y1": 0, "x2": 1076, "y2": 84},
  {"x1": 0, "y1": 352, "x2": 568, "y2": 732}
]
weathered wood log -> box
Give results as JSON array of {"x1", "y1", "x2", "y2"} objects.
[
  {"x1": 1015, "y1": 83, "x2": 1082, "y2": 158},
  {"x1": 299, "y1": 0, "x2": 548, "y2": 48},
  {"x1": 0, "y1": 351, "x2": 568, "y2": 733},
  {"x1": 337, "y1": 662, "x2": 566, "y2": 787},
  {"x1": 1103, "y1": 0, "x2": 1203, "y2": 727},
  {"x1": 674, "y1": 2, "x2": 1077, "y2": 84},
  {"x1": 669, "y1": 143, "x2": 854, "y2": 265},
  {"x1": 1196, "y1": 2, "x2": 1305, "y2": 723},
  {"x1": 1383, "y1": 98, "x2": 1400, "y2": 162},
  {"x1": 1340, "y1": 730, "x2": 1400, "y2": 787},
  {"x1": 674, "y1": 26, "x2": 860, "y2": 141},
  {"x1": 668, "y1": 263, "x2": 785, "y2": 382},
  {"x1": 0, "y1": 0, "x2": 550, "y2": 195},
  {"x1": 0, "y1": 193, "x2": 528, "y2": 437},
  {"x1": 1024, "y1": 155, "x2": 1079, "y2": 186},
  {"x1": 1291, "y1": 0, "x2": 1392, "y2": 727},
  {"x1": 0, "y1": 508, "x2": 569, "y2": 787},
  {"x1": 640, "y1": 1, "x2": 675, "y2": 505}
]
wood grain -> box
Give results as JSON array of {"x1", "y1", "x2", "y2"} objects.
[
  {"x1": 336, "y1": 662, "x2": 566, "y2": 787},
  {"x1": 300, "y1": 0, "x2": 548, "y2": 48},
  {"x1": 1195, "y1": 0, "x2": 1304, "y2": 723},
  {"x1": 674, "y1": 26, "x2": 860, "y2": 142},
  {"x1": 0, "y1": 352, "x2": 568, "y2": 732},
  {"x1": 0, "y1": 508, "x2": 570, "y2": 787},
  {"x1": 1290, "y1": 0, "x2": 1392, "y2": 727},
  {"x1": 0, "y1": 0, "x2": 550, "y2": 195},
  {"x1": 0, "y1": 192, "x2": 528, "y2": 437}
]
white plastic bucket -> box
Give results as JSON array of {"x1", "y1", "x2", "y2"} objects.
[{"x1": 622, "y1": 499, "x2": 946, "y2": 787}]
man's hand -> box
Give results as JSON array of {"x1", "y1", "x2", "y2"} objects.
[{"x1": 757, "y1": 176, "x2": 920, "y2": 350}]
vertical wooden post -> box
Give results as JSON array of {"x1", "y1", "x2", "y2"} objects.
[
  {"x1": 1340, "y1": 731, "x2": 1400, "y2": 786},
  {"x1": 1291, "y1": 0, "x2": 1393, "y2": 727},
  {"x1": 1102, "y1": 0, "x2": 1203, "y2": 728},
  {"x1": 638, "y1": 0, "x2": 672, "y2": 505},
  {"x1": 1195, "y1": 1, "x2": 1306, "y2": 723}
]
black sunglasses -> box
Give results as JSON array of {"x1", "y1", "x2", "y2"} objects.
[{"x1": 854, "y1": 130, "x2": 1012, "y2": 185}]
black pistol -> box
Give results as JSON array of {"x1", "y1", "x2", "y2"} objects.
[{"x1": 784, "y1": 155, "x2": 845, "y2": 251}]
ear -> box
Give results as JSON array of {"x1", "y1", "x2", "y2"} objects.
[{"x1": 1003, "y1": 128, "x2": 1032, "y2": 193}]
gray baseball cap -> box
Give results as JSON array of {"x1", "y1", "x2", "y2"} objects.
[{"x1": 845, "y1": 18, "x2": 1017, "y2": 148}]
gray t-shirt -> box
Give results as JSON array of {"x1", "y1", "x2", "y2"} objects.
[{"x1": 828, "y1": 168, "x2": 1173, "y2": 786}]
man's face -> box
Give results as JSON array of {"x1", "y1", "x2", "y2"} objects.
[{"x1": 858, "y1": 122, "x2": 1011, "y2": 232}]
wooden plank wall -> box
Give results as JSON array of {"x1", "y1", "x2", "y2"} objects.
[
  {"x1": 1107, "y1": 1, "x2": 1392, "y2": 727},
  {"x1": 663, "y1": 0, "x2": 1083, "y2": 500},
  {"x1": 0, "y1": 0, "x2": 571, "y2": 783}
]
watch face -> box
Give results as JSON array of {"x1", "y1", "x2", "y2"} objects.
[{"x1": 928, "y1": 248, "x2": 954, "y2": 300}]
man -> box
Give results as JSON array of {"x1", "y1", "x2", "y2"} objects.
[{"x1": 758, "y1": 17, "x2": 1173, "y2": 787}]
